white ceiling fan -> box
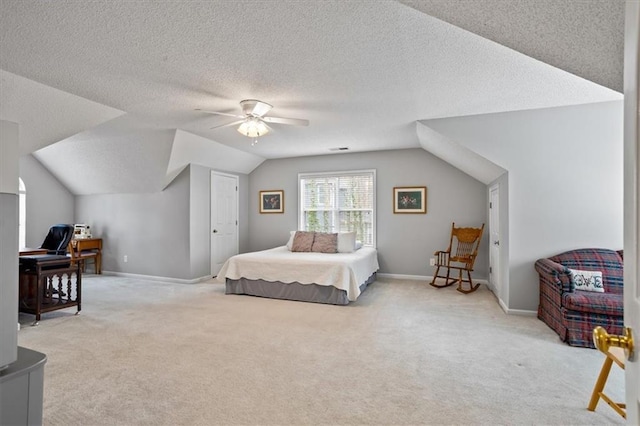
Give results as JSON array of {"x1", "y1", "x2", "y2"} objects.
[{"x1": 196, "y1": 99, "x2": 309, "y2": 145}]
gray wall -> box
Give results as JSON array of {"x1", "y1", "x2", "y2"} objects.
[
  {"x1": 189, "y1": 165, "x2": 211, "y2": 278},
  {"x1": 19, "y1": 154, "x2": 74, "y2": 246},
  {"x1": 75, "y1": 164, "x2": 249, "y2": 281},
  {"x1": 238, "y1": 173, "x2": 250, "y2": 254},
  {"x1": 75, "y1": 168, "x2": 191, "y2": 279},
  {"x1": 249, "y1": 148, "x2": 488, "y2": 277},
  {"x1": 0, "y1": 120, "x2": 19, "y2": 369},
  {"x1": 425, "y1": 100, "x2": 624, "y2": 311}
]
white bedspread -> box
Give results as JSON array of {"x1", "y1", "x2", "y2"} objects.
[{"x1": 216, "y1": 246, "x2": 379, "y2": 301}]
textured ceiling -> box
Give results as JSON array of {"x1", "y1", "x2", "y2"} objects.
[
  {"x1": 0, "y1": 0, "x2": 624, "y2": 194},
  {"x1": 399, "y1": 0, "x2": 624, "y2": 92}
]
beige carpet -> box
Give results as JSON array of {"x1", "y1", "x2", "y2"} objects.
[{"x1": 17, "y1": 275, "x2": 624, "y2": 425}]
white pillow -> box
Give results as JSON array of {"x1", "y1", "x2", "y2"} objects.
[
  {"x1": 355, "y1": 240, "x2": 363, "y2": 250},
  {"x1": 569, "y1": 269, "x2": 604, "y2": 293},
  {"x1": 286, "y1": 231, "x2": 296, "y2": 251},
  {"x1": 337, "y1": 232, "x2": 356, "y2": 253}
]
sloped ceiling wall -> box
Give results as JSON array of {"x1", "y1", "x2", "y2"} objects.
[
  {"x1": 166, "y1": 130, "x2": 265, "y2": 187},
  {"x1": 415, "y1": 122, "x2": 506, "y2": 184},
  {"x1": 33, "y1": 115, "x2": 175, "y2": 195},
  {"x1": 0, "y1": 70, "x2": 124, "y2": 155}
]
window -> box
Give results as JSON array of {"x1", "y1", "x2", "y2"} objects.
[
  {"x1": 298, "y1": 170, "x2": 376, "y2": 246},
  {"x1": 19, "y1": 178, "x2": 26, "y2": 248}
]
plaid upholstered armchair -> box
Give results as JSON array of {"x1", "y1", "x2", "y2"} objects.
[{"x1": 534, "y1": 248, "x2": 623, "y2": 348}]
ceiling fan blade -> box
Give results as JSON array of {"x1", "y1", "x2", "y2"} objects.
[
  {"x1": 262, "y1": 116, "x2": 309, "y2": 126},
  {"x1": 210, "y1": 120, "x2": 245, "y2": 130},
  {"x1": 196, "y1": 108, "x2": 244, "y2": 119}
]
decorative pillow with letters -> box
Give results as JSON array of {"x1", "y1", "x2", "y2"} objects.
[{"x1": 569, "y1": 269, "x2": 604, "y2": 293}]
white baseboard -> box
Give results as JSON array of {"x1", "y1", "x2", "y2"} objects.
[
  {"x1": 503, "y1": 307, "x2": 538, "y2": 316},
  {"x1": 101, "y1": 271, "x2": 212, "y2": 284},
  {"x1": 377, "y1": 273, "x2": 491, "y2": 288},
  {"x1": 376, "y1": 273, "x2": 431, "y2": 281}
]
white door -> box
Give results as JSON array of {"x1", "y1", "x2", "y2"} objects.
[
  {"x1": 210, "y1": 171, "x2": 239, "y2": 276},
  {"x1": 489, "y1": 184, "x2": 501, "y2": 298},
  {"x1": 625, "y1": 1, "x2": 640, "y2": 422}
]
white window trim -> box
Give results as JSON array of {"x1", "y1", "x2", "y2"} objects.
[{"x1": 297, "y1": 169, "x2": 376, "y2": 247}]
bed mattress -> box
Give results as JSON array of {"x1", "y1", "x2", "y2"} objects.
[{"x1": 216, "y1": 246, "x2": 379, "y2": 303}]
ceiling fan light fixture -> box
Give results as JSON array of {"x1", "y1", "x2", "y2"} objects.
[
  {"x1": 240, "y1": 99, "x2": 272, "y2": 117},
  {"x1": 237, "y1": 118, "x2": 269, "y2": 138}
]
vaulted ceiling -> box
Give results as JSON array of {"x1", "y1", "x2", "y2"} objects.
[{"x1": 0, "y1": 0, "x2": 624, "y2": 194}]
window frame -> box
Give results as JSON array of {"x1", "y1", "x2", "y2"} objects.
[{"x1": 297, "y1": 169, "x2": 376, "y2": 247}]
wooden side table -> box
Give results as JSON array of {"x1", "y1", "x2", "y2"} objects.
[
  {"x1": 587, "y1": 346, "x2": 625, "y2": 419},
  {"x1": 18, "y1": 255, "x2": 82, "y2": 325},
  {"x1": 71, "y1": 238, "x2": 102, "y2": 274}
]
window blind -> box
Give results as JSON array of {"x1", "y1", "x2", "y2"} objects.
[{"x1": 299, "y1": 170, "x2": 375, "y2": 246}]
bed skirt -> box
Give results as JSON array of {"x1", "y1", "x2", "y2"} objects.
[{"x1": 225, "y1": 272, "x2": 376, "y2": 305}]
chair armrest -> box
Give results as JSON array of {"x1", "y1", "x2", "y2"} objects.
[
  {"x1": 535, "y1": 258, "x2": 572, "y2": 294},
  {"x1": 466, "y1": 253, "x2": 478, "y2": 269},
  {"x1": 433, "y1": 250, "x2": 450, "y2": 265}
]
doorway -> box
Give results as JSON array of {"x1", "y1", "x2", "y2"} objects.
[
  {"x1": 489, "y1": 183, "x2": 501, "y2": 299},
  {"x1": 210, "y1": 171, "x2": 239, "y2": 276}
]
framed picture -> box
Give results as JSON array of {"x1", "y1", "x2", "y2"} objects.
[
  {"x1": 393, "y1": 186, "x2": 427, "y2": 214},
  {"x1": 260, "y1": 190, "x2": 284, "y2": 213}
]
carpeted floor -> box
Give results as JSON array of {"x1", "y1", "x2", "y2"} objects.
[{"x1": 17, "y1": 275, "x2": 624, "y2": 425}]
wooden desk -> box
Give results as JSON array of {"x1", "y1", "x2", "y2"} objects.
[
  {"x1": 71, "y1": 238, "x2": 102, "y2": 274},
  {"x1": 19, "y1": 248, "x2": 47, "y2": 256}
]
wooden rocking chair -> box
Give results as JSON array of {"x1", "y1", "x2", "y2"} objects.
[{"x1": 429, "y1": 222, "x2": 485, "y2": 294}]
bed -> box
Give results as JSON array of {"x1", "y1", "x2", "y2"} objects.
[{"x1": 216, "y1": 245, "x2": 379, "y2": 305}]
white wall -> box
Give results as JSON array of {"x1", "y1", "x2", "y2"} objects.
[
  {"x1": 424, "y1": 100, "x2": 624, "y2": 311},
  {"x1": 249, "y1": 148, "x2": 488, "y2": 277}
]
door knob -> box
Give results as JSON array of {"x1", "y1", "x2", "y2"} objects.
[
  {"x1": 212, "y1": 229, "x2": 218, "y2": 233},
  {"x1": 493, "y1": 240, "x2": 499, "y2": 246},
  {"x1": 593, "y1": 326, "x2": 635, "y2": 361}
]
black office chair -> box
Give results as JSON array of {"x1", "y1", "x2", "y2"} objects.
[{"x1": 39, "y1": 224, "x2": 75, "y2": 255}]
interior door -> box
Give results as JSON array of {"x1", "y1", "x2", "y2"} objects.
[
  {"x1": 489, "y1": 184, "x2": 501, "y2": 298},
  {"x1": 625, "y1": 1, "x2": 640, "y2": 422},
  {"x1": 210, "y1": 171, "x2": 238, "y2": 277}
]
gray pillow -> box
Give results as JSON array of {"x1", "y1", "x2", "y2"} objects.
[
  {"x1": 291, "y1": 231, "x2": 315, "y2": 252},
  {"x1": 311, "y1": 232, "x2": 338, "y2": 253}
]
